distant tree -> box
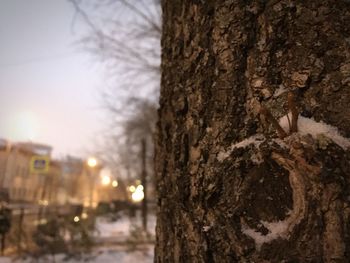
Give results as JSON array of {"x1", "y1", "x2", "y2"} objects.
[
  {"x1": 156, "y1": 0, "x2": 350, "y2": 262},
  {"x1": 69, "y1": 0, "x2": 161, "y2": 186},
  {"x1": 99, "y1": 98, "x2": 157, "y2": 182}
]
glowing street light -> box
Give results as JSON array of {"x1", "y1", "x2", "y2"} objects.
[
  {"x1": 87, "y1": 157, "x2": 97, "y2": 168},
  {"x1": 112, "y1": 180, "x2": 118, "y2": 187},
  {"x1": 131, "y1": 185, "x2": 144, "y2": 202},
  {"x1": 101, "y1": 175, "x2": 111, "y2": 186},
  {"x1": 129, "y1": 185, "x2": 136, "y2": 193}
]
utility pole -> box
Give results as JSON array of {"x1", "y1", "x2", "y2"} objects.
[
  {"x1": 37, "y1": 174, "x2": 48, "y2": 221},
  {"x1": 86, "y1": 157, "x2": 98, "y2": 209},
  {"x1": 141, "y1": 139, "x2": 148, "y2": 232},
  {"x1": 88, "y1": 170, "x2": 94, "y2": 208}
]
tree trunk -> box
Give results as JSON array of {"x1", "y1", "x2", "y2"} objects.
[{"x1": 155, "y1": 1, "x2": 350, "y2": 262}]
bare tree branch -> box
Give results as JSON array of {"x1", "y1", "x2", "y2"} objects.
[{"x1": 68, "y1": 0, "x2": 161, "y2": 185}]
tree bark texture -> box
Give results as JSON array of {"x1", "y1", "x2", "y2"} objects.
[{"x1": 155, "y1": 1, "x2": 350, "y2": 262}]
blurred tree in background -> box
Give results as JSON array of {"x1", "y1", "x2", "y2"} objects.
[{"x1": 69, "y1": 0, "x2": 161, "y2": 187}]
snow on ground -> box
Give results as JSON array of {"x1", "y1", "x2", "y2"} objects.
[
  {"x1": 94, "y1": 212, "x2": 156, "y2": 244},
  {"x1": 97, "y1": 216, "x2": 130, "y2": 237},
  {"x1": 0, "y1": 246, "x2": 154, "y2": 263},
  {"x1": 95, "y1": 215, "x2": 131, "y2": 242}
]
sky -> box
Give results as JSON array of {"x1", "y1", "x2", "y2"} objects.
[{"x1": 0, "y1": 0, "x2": 106, "y2": 158}]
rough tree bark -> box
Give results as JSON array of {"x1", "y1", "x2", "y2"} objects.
[{"x1": 155, "y1": 1, "x2": 350, "y2": 262}]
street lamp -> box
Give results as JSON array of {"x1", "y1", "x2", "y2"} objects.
[
  {"x1": 87, "y1": 157, "x2": 97, "y2": 168},
  {"x1": 112, "y1": 180, "x2": 118, "y2": 188},
  {"x1": 101, "y1": 175, "x2": 111, "y2": 186},
  {"x1": 86, "y1": 157, "x2": 98, "y2": 208},
  {"x1": 128, "y1": 185, "x2": 136, "y2": 193},
  {"x1": 131, "y1": 184, "x2": 144, "y2": 202}
]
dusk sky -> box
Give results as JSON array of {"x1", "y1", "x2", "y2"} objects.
[{"x1": 0, "y1": 0, "x2": 107, "y2": 158}]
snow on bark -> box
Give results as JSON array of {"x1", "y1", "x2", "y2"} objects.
[
  {"x1": 217, "y1": 134, "x2": 265, "y2": 162},
  {"x1": 242, "y1": 220, "x2": 290, "y2": 250},
  {"x1": 279, "y1": 114, "x2": 350, "y2": 149},
  {"x1": 242, "y1": 154, "x2": 307, "y2": 250},
  {"x1": 273, "y1": 84, "x2": 288, "y2": 98}
]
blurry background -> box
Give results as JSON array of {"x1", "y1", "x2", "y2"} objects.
[{"x1": 0, "y1": 0, "x2": 160, "y2": 261}]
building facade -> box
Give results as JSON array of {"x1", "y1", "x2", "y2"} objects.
[{"x1": 0, "y1": 138, "x2": 111, "y2": 207}]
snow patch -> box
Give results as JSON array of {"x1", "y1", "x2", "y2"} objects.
[
  {"x1": 217, "y1": 134, "x2": 265, "y2": 162},
  {"x1": 202, "y1": 225, "x2": 211, "y2": 232},
  {"x1": 0, "y1": 245, "x2": 154, "y2": 263},
  {"x1": 279, "y1": 114, "x2": 350, "y2": 150},
  {"x1": 242, "y1": 220, "x2": 289, "y2": 250},
  {"x1": 242, "y1": 167, "x2": 306, "y2": 250},
  {"x1": 232, "y1": 134, "x2": 265, "y2": 149},
  {"x1": 273, "y1": 85, "x2": 288, "y2": 97},
  {"x1": 95, "y1": 216, "x2": 130, "y2": 240}
]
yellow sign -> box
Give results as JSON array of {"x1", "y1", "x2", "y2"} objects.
[{"x1": 30, "y1": 156, "x2": 50, "y2": 173}]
